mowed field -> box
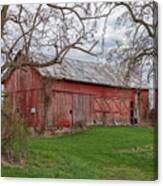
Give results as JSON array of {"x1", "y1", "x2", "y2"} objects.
[{"x1": 1, "y1": 126, "x2": 157, "y2": 180}]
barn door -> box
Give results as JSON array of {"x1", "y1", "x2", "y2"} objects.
[
  {"x1": 94, "y1": 96, "x2": 130, "y2": 125},
  {"x1": 73, "y1": 94, "x2": 84, "y2": 125},
  {"x1": 54, "y1": 92, "x2": 73, "y2": 127},
  {"x1": 72, "y1": 94, "x2": 92, "y2": 126},
  {"x1": 130, "y1": 101, "x2": 135, "y2": 125}
]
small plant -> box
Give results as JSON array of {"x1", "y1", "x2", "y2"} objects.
[{"x1": 1, "y1": 100, "x2": 30, "y2": 164}]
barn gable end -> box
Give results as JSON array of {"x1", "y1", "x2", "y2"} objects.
[
  {"x1": 3, "y1": 67, "x2": 45, "y2": 128},
  {"x1": 4, "y1": 66, "x2": 43, "y2": 92}
]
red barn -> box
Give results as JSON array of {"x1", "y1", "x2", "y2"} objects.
[{"x1": 3, "y1": 58, "x2": 149, "y2": 131}]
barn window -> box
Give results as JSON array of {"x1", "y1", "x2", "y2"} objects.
[
  {"x1": 130, "y1": 101, "x2": 134, "y2": 125},
  {"x1": 15, "y1": 107, "x2": 20, "y2": 113},
  {"x1": 31, "y1": 107, "x2": 36, "y2": 114},
  {"x1": 47, "y1": 120, "x2": 53, "y2": 126}
]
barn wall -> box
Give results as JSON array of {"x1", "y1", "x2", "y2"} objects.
[
  {"x1": 140, "y1": 90, "x2": 149, "y2": 123},
  {"x1": 4, "y1": 67, "x2": 43, "y2": 91},
  {"x1": 44, "y1": 80, "x2": 149, "y2": 127},
  {"x1": 52, "y1": 80, "x2": 136, "y2": 98},
  {"x1": 4, "y1": 67, "x2": 44, "y2": 128},
  {"x1": 4, "y1": 67, "x2": 149, "y2": 129},
  {"x1": 44, "y1": 85, "x2": 94, "y2": 128}
]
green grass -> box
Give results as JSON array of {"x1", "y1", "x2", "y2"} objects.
[{"x1": 1, "y1": 126, "x2": 157, "y2": 180}]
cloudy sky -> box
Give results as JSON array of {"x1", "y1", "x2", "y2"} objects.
[
  {"x1": 3, "y1": 3, "x2": 131, "y2": 63},
  {"x1": 67, "y1": 5, "x2": 129, "y2": 62}
]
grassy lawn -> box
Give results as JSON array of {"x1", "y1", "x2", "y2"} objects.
[{"x1": 1, "y1": 126, "x2": 157, "y2": 180}]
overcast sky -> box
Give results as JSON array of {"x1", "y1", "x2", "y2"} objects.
[
  {"x1": 66, "y1": 5, "x2": 129, "y2": 62},
  {"x1": 3, "y1": 3, "x2": 131, "y2": 63}
]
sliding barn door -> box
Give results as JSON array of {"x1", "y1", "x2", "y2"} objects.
[
  {"x1": 73, "y1": 94, "x2": 92, "y2": 125},
  {"x1": 94, "y1": 96, "x2": 130, "y2": 125},
  {"x1": 53, "y1": 92, "x2": 73, "y2": 127}
]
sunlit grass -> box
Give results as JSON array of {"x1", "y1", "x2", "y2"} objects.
[{"x1": 1, "y1": 126, "x2": 157, "y2": 180}]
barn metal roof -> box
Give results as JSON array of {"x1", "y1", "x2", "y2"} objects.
[{"x1": 37, "y1": 58, "x2": 148, "y2": 89}]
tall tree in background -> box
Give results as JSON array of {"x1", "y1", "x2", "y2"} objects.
[
  {"x1": 106, "y1": 1, "x2": 157, "y2": 82},
  {"x1": 108, "y1": 1, "x2": 158, "y2": 122}
]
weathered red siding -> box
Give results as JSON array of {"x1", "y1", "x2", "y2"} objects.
[
  {"x1": 3, "y1": 67, "x2": 149, "y2": 129},
  {"x1": 4, "y1": 67, "x2": 44, "y2": 127}
]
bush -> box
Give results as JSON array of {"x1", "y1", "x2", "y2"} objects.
[{"x1": 1, "y1": 103, "x2": 30, "y2": 164}]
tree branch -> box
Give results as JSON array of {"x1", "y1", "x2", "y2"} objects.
[
  {"x1": 115, "y1": 2, "x2": 154, "y2": 38},
  {"x1": 1, "y1": 5, "x2": 9, "y2": 37}
]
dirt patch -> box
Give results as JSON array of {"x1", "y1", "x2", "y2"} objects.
[{"x1": 114, "y1": 144, "x2": 153, "y2": 153}]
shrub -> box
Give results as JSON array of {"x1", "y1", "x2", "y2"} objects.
[{"x1": 1, "y1": 102, "x2": 30, "y2": 164}]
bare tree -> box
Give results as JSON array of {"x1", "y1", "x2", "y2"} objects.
[
  {"x1": 105, "y1": 1, "x2": 158, "y2": 122},
  {"x1": 106, "y1": 1, "x2": 157, "y2": 83},
  {"x1": 1, "y1": 3, "x2": 115, "y2": 75}
]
